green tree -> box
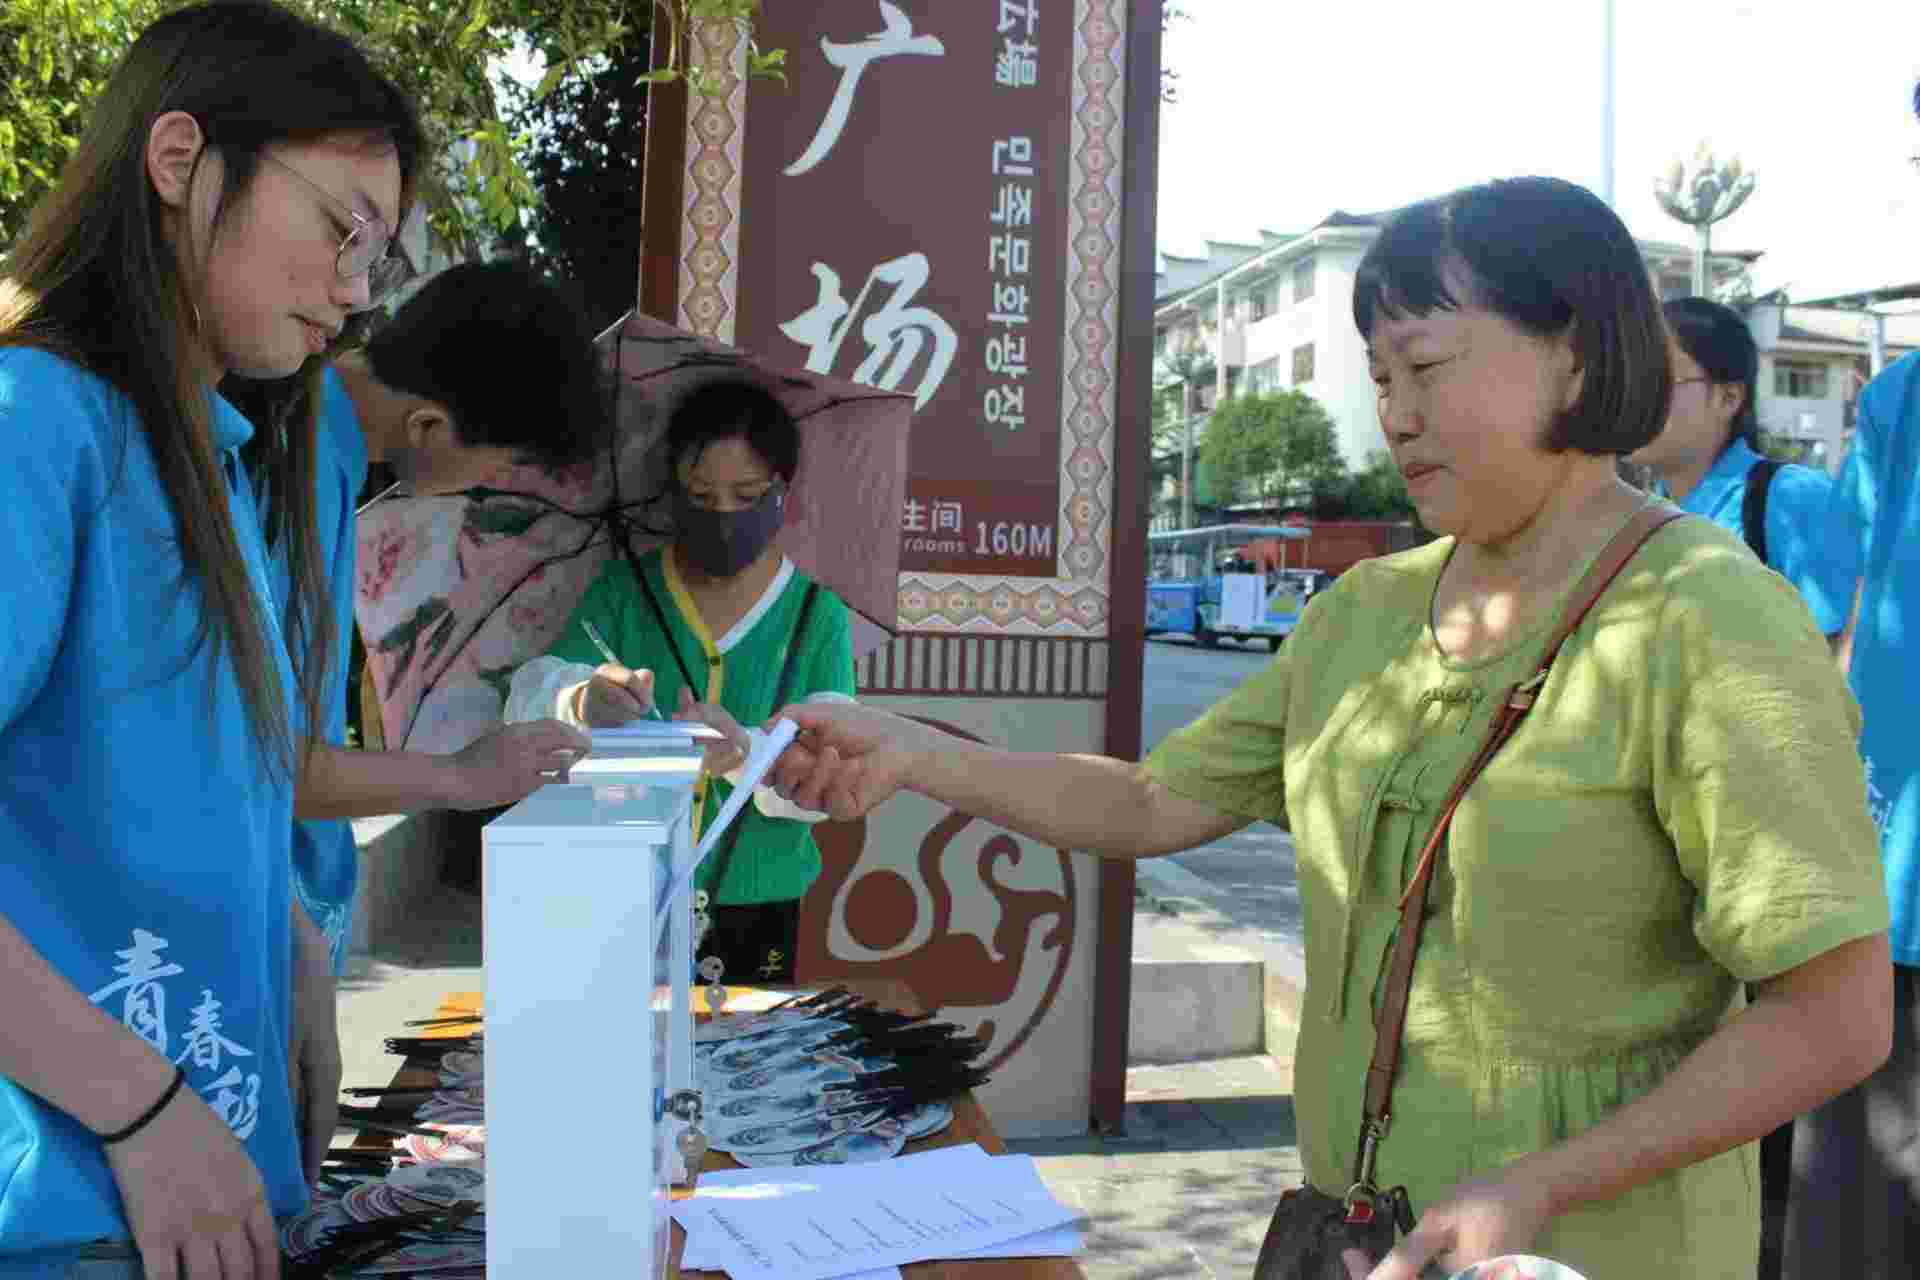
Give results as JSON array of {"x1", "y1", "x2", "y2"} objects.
[
  {"x1": 499, "y1": 27, "x2": 652, "y2": 332},
  {"x1": 1149, "y1": 324, "x2": 1214, "y2": 522},
  {"x1": 1756, "y1": 431, "x2": 1815, "y2": 465},
  {"x1": 0, "y1": 0, "x2": 782, "y2": 259},
  {"x1": 1199, "y1": 389, "x2": 1341, "y2": 511},
  {"x1": 1311, "y1": 448, "x2": 1416, "y2": 520},
  {"x1": 1160, "y1": 2, "x2": 1186, "y2": 102},
  {"x1": 0, "y1": 0, "x2": 166, "y2": 243}
]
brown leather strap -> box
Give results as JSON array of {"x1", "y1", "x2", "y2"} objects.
[{"x1": 1356, "y1": 503, "x2": 1683, "y2": 1159}]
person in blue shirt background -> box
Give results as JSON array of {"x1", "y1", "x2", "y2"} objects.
[
  {"x1": 1779, "y1": 85, "x2": 1920, "y2": 1276},
  {"x1": 0, "y1": 4, "x2": 433, "y2": 1276},
  {"x1": 1632, "y1": 295, "x2": 1859, "y2": 644},
  {"x1": 235, "y1": 261, "x2": 606, "y2": 977}
]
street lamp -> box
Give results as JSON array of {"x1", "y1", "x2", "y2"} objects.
[{"x1": 1654, "y1": 143, "x2": 1757, "y2": 297}]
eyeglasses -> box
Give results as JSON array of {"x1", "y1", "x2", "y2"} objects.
[{"x1": 261, "y1": 151, "x2": 410, "y2": 311}]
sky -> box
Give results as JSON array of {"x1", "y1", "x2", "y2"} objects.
[{"x1": 1156, "y1": 0, "x2": 1920, "y2": 301}]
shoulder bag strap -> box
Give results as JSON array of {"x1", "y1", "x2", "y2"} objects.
[
  {"x1": 1350, "y1": 503, "x2": 1684, "y2": 1191},
  {"x1": 1742, "y1": 458, "x2": 1780, "y2": 567},
  {"x1": 625, "y1": 545, "x2": 704, "y2": 694}
]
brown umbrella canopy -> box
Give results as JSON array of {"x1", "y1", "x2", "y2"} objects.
[{"x1": 355, "y1": 311, "x2": 912, "y2": 754}]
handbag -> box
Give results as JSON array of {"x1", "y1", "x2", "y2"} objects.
[{"x1": 1252, "y1": 504, "x2": 1682, "y2": 1280}]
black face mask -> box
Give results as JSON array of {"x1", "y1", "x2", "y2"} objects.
[{"x1": 673, "y1": 485, "x2": 787, "y2": 578}]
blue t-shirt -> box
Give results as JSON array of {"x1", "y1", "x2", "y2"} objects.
[
  {"x1": 1830, "y1": 351, "x2": 1920, "y2": 966},
  {"x1": 273, "y1": 369, "x2": 368, "y2": 975},
  {"x1": 0, "y1": 350, "x2": 307, "y2": 1274},
  {"x1": 1673, "y1": 437, "x2": 1858, "y2": 633}
]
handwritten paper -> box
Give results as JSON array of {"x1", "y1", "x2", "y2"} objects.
[{"x1": 672, "y1": 1143, "x2": 1082, "y2": 1280}]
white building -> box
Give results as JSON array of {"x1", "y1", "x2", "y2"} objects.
[
  {"x1": 1154, "y1": 211, "x2": 1760, "y2": 483},
  {"x1": 1741, "y1": 295, "x2": 1920, "y2": 470}
]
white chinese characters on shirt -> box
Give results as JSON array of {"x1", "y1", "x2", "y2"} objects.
[
  {"x1": 786, "y1": 1, "x2": 946, "y2": 177},
  {"x1": 89, "y1": 929, "x2": 265, "y2": 1141},
  {"x1": 1865, "y1": 756, "x2": 1894, "y2": 841}
]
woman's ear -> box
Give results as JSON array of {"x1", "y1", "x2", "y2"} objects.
[
  {"x1": 146, "y1": 111, "x2": 206, "y2": 210},
  {"x1": 1553, "y1": 329, "x2": 1586, "y2": 415},
  {"x1": 404, "y1": 404, "x2": 453, "y2": 450},
  {"x1": 1717, "y1": 382, "x2": 1748, "y2": 423}
]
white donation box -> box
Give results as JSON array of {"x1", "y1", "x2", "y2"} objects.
[{"x1": 481, "y1": 735, "x2": 704, "y2": 1278}]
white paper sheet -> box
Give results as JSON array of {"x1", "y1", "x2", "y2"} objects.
[
  {"x1": 591, "y1": 722, "x2": 726, "y2": 745},
  {"x1": 680, "y1": 1146, "x2": 1081, "y2": 1273},
  {"x1": 670, "y1": 1143, "x2": 1082, "y2": 1280},
  {"x1": 652, "y1": 718, "x2": 799, "y2": 928}
]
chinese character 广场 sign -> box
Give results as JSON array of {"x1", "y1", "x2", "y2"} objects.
[
  {"x1": 786, "y1": 1, "x2": 946, "y2": 177},
  {"x1": 741, "y1": 0, "x2": 1069, "y2": 576},
  {"x1": 779, "y1": 254, "x2": 957, "y2": 410}
]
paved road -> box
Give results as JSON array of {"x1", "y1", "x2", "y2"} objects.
[
  {"x1": 1140, "y1": 633, "x2": 1272, "y2": 752},
  {"x1": 1137, "y1": 636, "x2": 1306, "y2": 989}
]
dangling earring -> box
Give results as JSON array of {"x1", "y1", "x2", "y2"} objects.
[{"x1": 188, "y1": 299, "x2": 203, "y2": 334}]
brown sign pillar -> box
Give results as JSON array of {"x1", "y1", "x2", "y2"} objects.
[{"x1": 640, "y1": 0, "x2": 1161, "y2": 1137}]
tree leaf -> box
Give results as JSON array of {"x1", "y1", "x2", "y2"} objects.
[
  {"x1": 457, "y1": 0, "x2": 491, "y2": 48},
  {"x1": 534, "y1": 59, "x2": 570, "y2": 101}
]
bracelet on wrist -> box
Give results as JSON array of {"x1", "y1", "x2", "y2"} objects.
[{"x1": 97, "y1": 1066, "x2": 187, "y2": 1146}]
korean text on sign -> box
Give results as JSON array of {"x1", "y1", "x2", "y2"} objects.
[
  {"x1": 995, "y1": 0, "x2": 1038, "y2": 87},
  {"x1": 986, "y1": 134, "x2": 1036, "y2": 431}
]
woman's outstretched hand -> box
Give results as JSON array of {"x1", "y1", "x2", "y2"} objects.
[
  {"x1": 1347, "y1": 1170, "x2": 1556, "y2": 1279},
  {"x1": 766, "y1": 702, "x2": 940, "y2": 821}
]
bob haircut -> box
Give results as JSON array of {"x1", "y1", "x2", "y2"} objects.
[
  {"x1": 1663, "y1": 296, "x2": 1760, "y2": 451},
  {"x1": 1352, "y1": 176, "x2": 1671, "y2": 456},
  {"x1": 665, "y1": 377, "x2": 800, "y2": 489}
]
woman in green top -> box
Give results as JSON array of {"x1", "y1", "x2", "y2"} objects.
[
  {"x1": 507, "y1": 377, "x2": 854, "y2": 983},
  {"x1": 760, "y1": 178, "x2": 1892, "y2": 1280}
]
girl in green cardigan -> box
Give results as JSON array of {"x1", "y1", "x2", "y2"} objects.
[{"x1": 507, "y1": 378, "x2": 855, "y2": 982}]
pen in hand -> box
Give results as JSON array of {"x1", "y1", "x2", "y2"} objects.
[{"x1": 579, "y1": 619, "x2": 666, "y2": 722}]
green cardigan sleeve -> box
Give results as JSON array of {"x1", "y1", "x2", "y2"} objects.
[{"x1": 797, "y1": 589, "x2": 856, "y2": 701}]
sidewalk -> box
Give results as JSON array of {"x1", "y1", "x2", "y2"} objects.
[{"x1": 1006, "y1": 1055, "x2": 1301, "y2": 1278}]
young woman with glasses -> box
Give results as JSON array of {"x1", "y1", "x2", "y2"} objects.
[{"x1": 0, "y1": 4, "x2": 421, "y2": 1275}]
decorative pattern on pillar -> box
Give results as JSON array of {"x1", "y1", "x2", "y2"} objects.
[
  {"x1": 678, "y1": 20, "x2": 747, "y2": 342},
  {"x1": 1059, "y1": 0, "x2": 1125, "y2": 591},
  {"x1": 890, "y1": 0, "x2": 1127, "y2": 638}
]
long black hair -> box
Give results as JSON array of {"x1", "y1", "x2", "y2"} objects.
[{"x1": 0, "y1": 2, "x2": 422, "y2": 774}]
